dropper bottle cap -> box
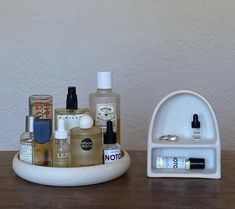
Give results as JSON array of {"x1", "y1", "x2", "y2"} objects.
[
  {"x1": 104, "y1": 120, "x2": 117, "y2": 144},
  {"x1": 55, "y1": 119, "x2": 68, "y2": 139},
  {"x1": 66, "y1": 86, "x2": 78, "y2": 109},
  {"x1": 97, "y1": 71, "x2": 112, "y2": 89},
  {"x1": 191, "y1": 114, "x2": 200, "y2": 128}
]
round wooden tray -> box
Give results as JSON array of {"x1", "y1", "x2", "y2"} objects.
[{"x1": 12, "y1": 149, "x2": 131, "y2": 186}]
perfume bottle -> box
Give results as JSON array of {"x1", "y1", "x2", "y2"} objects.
[
  {"x1": 29, "y1": 95, "x2": 53, "y2": 119},
  {"x1": 33, "y1": 119, "x2": 53, "y2": 166},
  {"x1": 70, "y1": 115, "x2": 102, "y2": 167},
  {"x1": 53, "y1": 119, "x2": 71, "y2": 167},
  {"x1": 155, "y1": 156, "x2": 205, "y2": 170},
  {"x1": 19, "y1": 115, "x2": 35, "y2": 164},
  {"x1": 191, "y1": 114, "x2": 201, "y2": 140},
  {"x1": 103, "y1": 120, "x2": 121, "y2": 164},
  {"x1": 55, "y1": 86, "x2": 89, "y2": 131},
  {"x1": 89, "y1": 71, "x2": 120, "y2": 144}
]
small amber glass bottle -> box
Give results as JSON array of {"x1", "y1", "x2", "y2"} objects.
[{"x1": 70, "y1": 115, "x2": 102, "y2": 167}]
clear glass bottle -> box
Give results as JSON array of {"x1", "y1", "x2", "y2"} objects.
[
  {"x1": 29, "y1": 95, "x2": 53, "y2": 119},
  {"x1": 155, "y1": 156, "x2": 205, "y2": 170},
  {"x1": 89, "y1": 71, "x2": 120, "y2": 144},
  {"x1": 33, "y1": 119, "x2": 53, "y2": 166},
  {"x1": 19, "y1": 115, "x2": 35, "y2": 164},
  {"x1": 70, "y1": 115, "x2": 102, "y2": 167},
  {"x1": 55, "y1": 86, "x2": 89, "y2": 131},
  {"x1": 53, "y1": 119, "x2": 71, "y2": 167},
  {"x1": 103, "y1": 121, "x2": 121, "y2": 164},
  {"x1": 191, "y1": 114, "x2": 201, "y2": 140}
]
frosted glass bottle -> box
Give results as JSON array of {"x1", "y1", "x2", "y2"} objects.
[
  {"x1": 89, "y1": 71, "x2": 120, "y2": 144},
  {"x1": 70, "y1": 115, "x2": 102, "y2": 167},
  {"x1": 20, "y1": 115, "x2": 35, "y2": 164},
  {"x1": 53, "y1": 119, "x2": 71, "y2": 167}
]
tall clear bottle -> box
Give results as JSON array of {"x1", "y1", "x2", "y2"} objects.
[
  {"x1": 20, "y1": 115, "x2": 35, "y2": 164},
  {"x1": 89, "y1": 71, "x2": 121, "y2": 144},
  {"x1": 53, "y1": 119, "x2": 71, "y2": 167}
]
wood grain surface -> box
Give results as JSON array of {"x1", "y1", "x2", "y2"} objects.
[{"x1": 0, "y1": 150, "x2": 234, "y2": 209}]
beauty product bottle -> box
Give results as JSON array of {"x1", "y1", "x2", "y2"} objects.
[
  {"x1": 19, "y1": 115, "x2": 35, "y2": 164},
  {"x1": 89, "y1": 71, "x2": 120, "y2": 144},
  {"x1": 155, "y1": 156, "x2": 205, "y2": 170},
  {"x1": 191, "y1": 114, "x2": 201, "y2": 140},
  {"x1": 29, "y1": 95, "x2": 53, "y2": 119},
  {"x1": 33, "y1": 119, "x2": 53, "y2": 166},
  {"x1": 55, "y1": 86, "x2": 89, "y2": 131},
  {"x1": 103, "y1": 120, "x2": 121, "y2": 164},
  {"x1": 53, "y1": 119, "x2": 71, "y2": 167},
  {"x1": 70, "y1": 115, "x2": 102, "y2": 167}
]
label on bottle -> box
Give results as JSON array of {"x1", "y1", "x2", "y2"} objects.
[
  {"x1": 20, "y1": 142, "x2": 33, "y2": 164},
  {"x1": 80, "y1": 138, "x2": 93, "y2": 151},
  {"x1": 57, "y1": 152, "x2": 71, "y2": 159},
  {"x1": 157, "y1": 157, "x2": 186, "y2": 169},
  {"x1": 104, "y1": 149, "x2": 121, "y2": 164},
  {"x1": 95, "y1": 103, "x2": 117, "y2": 131},
  {"x1": 57, "y1": 113, "x2": 85, "y2": 130}
]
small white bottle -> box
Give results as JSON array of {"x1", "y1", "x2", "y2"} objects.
[
  {"x1": 20, "y1": 115, "x2": 34, "y2": 164},
  {"x1": 53, "y1": 119, "x2": 71, "y2": 167},
  {"x1": 103, "y1": 120, "x2": 121, "y2": 164}
]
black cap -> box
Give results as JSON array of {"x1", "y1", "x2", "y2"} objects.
[
  {"x1": 104, "y1": 120, "x2": 116, "y2": 144},
  {"x1": 34, "y1": 119, "x2": 52, "y2": 144},
  {"x1": 191, "y1": 114, "x2": 200, "y2": 128},
  {"x1": 66, "y1": 86, "x2": 78, "y2": 109},
  {"x1": 189, "y1": 158, "x2": 205, "y2": 169}
]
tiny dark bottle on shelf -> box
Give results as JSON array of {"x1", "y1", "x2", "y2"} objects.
[{"x1": 191, "y1": 114, "x2": 201, "y2": 140}]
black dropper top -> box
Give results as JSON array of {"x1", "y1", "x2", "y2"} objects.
[
  {"x1": 104, "y1": 120, "x2": 117, "y2": 144},
  {"x1": 191, "y1": 114, "x2": 200, "y2": 128},
  {"x1": 66, "y1": 86, "x2": 78, "y2": 109}
]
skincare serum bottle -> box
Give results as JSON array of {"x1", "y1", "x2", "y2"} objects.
[
  {"x1": 155, "y1": 156, "x2": 205, "y2": 170},
  {"x1": 70, "y1": 115, "x2": 102, "y2": 167},
  {"x1": 191, "y1": 114, "x2": 201, "y2": 140},
  {"x1": 55, "y1": 86, "x2": 89, "y2": 131},
  {"x1": 33, "y1": 119, "x2": 53, "y2": 166},
  {"x1": 89, "y1": 71, "x2": 120, "y2": 144},
  {"x1": 20, "y1": 115, "x2": 35, "y2": 164},
  {"x1": 53, "y1": 119, "x2": 71, "y2": 167},
  {"x1": 103, "y1": 120, "x2": 121, "y2": 164}
]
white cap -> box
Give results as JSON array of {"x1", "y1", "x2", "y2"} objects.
[
  {"x1": 79, "y1": 115, "x2": 94, "y2": 129},
  {"x1": 55, "y1": 119, "x2": 68, "y2": 139},
  {"x1": 97, "y1": 71, "x2": 112, "y2": 89}
]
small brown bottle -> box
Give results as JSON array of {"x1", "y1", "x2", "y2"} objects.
[{"x1": 70, "y1": 115, "x2": 102, "y2": 167}]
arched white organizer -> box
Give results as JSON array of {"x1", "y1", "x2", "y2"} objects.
[
  {"x1": 12, "y1": 149, "x2": 131, "y2": 186},
  {"x1": 147, "y1": 90, "x2": 221, "y2": 179}
]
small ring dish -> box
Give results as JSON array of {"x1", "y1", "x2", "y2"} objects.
[{"x1": 12, "y1": 149, "x2": 131, "y2": 186}]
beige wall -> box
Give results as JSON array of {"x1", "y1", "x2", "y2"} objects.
[{"x1": 0, "y1": 0, "x2": 235, "y2": 150}]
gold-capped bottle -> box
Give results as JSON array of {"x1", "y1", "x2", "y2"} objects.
[
  {"x1": 70, "y1": 115, "x2": 102, "y2": 167},
  {"x1": 33, "y1": 119, "x2": 52, "y2": 166}
]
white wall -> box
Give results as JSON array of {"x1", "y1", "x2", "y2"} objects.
[{"x1": 0, "y1": 0, "x2": 235, "y2": 150}]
